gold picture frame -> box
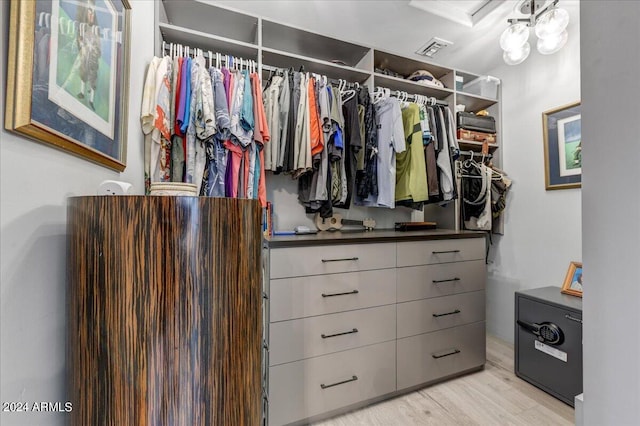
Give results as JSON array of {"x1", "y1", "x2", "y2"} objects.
[
  {"x1": 542, "y1": 101, "x2": 582, "y2": 190},
  {"x1": 561, "y1": 261, "x2": 583, "y2": 298},
  {"x1": 5, "y1": 0, "x2": 131, "y2": 171}
]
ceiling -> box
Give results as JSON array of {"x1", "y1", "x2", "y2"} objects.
[{"x1": 209, "y1": 0, "x2": 580, "y2": 75}]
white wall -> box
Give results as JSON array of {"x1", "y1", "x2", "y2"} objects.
[
  {"x1": 581, "y1": 2, "x2": 640, "y2": 424},
  {"x1": 0, "y1": 1, "x2": 153, "y2": 424},
  {"x1": 485, "y1": 1, "x2": 582, "y2": 342}
]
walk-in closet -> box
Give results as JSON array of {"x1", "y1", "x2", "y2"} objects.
[{"x1": 2, "y1": 1, "x2": 638, "y2": 426}]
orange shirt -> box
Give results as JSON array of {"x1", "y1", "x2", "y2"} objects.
[{"x1": 308, "y1": 77, "x2": 324, "y2": 157}]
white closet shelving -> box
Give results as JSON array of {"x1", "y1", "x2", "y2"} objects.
[{"x1": 154, "y1": 0, "x2": 502, "y2": 231}]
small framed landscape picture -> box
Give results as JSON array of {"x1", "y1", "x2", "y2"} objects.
[
  {"x1": 561, "y1": 261, "x2": 583, "y2": 298},
  {"x1": 542, "y1": 102, "x2": 581, "y2": 190}
]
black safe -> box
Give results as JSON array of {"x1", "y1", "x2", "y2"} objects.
[{"x1": 515, "y1": 287, "x2": 583, "y2": 406}]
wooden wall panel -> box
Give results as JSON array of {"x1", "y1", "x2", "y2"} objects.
[{"x1": 67, "y1": 196, "x2": 262, "y2": 425}]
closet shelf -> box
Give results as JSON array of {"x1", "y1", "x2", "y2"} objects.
[
  {"x1": 458, "y1": 140, "x2": 499, "y2": 152},
  {"x1": 456, "y1": 92, "x2": 498, "y2": 112},
  {"x1": 262, "y1": 47, "x2": 371, "y2": 83},
  {"x1": 162, "y1": 0, "x2": 258, "y2": 45},
  {"x1": 373, "y1": 73, "x2": 453, "y2": 99},
  {"x1": 262, "y1": 20, "x2": 370, "y2": 68},
  {"x1": 373, "y1": 49, "x2": 453, "y2": 80},
  {"x1": 159, "y1": 23, "x2": 259, "y2": 59}
]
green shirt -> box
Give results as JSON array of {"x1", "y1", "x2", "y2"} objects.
[{"x1": 395, "y1": 103, "x2": 429, "y2": 202}]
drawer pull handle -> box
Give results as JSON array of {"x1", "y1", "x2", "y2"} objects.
[
  {"x1": 321, "y1": 328, "x2": 359, "y2": 339},
  {"x1": 432, "y1": 278, "x2": 461, "y2": 284},
  {"x1": 321, "y1": 257, "x2": 359, "y2": 263},
  {"x1": 432, "y1": 250, "x2": 461, "y2": 254},
  {"x1": 320, "y1": 375, "x2": 358, "y2": 389},
  {"x1": 565, "y1": 314, "x2": 583, "y2": 324},
  {"x1": 262, "y1": 292, "x2": 269, "y2": 300},
  {"x1": 433, "y1": 309, "x2": 461, "y2": 318},
  {"x1": 322, "y1": 289, "x2": 359, "y2": 298},
  {"x1": 432, "y1": 349, "x2": 461, "y2": 359}
]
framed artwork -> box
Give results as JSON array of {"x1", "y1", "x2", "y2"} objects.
[
  {"x1": 561, "y1": 261, "x2": 583, "y2": 298},
  {"x1": 542, "y1": 102, "x2": 581, "y2": 190},
  {"x1": 5, "y1": 0, "x2": 131, "y2": 171}
]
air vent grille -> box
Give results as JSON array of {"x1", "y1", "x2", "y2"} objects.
[{"x1": 415, "y1": 37, "x2": 453, "y2": 57}]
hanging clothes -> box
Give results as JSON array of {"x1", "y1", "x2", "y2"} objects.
[
  {"x1": 421, "y1": 105, "x2": 440, "y2": 198},
  {"x1": 356, "y1": 95, "x2": 405, "y2": 208},
  {"x1": 141, "y1": 56, "x2": 161, "y2": 193},
  {"x1": 395, "y1": 102, "x2": 429, "y2": 204},
  {"x1": 356, "y1": 87, "x2": 378, "y2": 200},
  {"x1": 141, "y1": 52, "x2": 270, "y2": 207},
  {"x1": 336, "y1": 92, "x2": 362, "y2": 208}
]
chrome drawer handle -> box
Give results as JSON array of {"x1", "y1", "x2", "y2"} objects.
[
  {"x1": 320, "y1": 375, "x2": 358, "y2": 389},
  {"x1": 432, "y1": 278, "x2": 461, "y2": 284},
  {"x1": 433, "y1": 309, "x2": 461, "y2": 318},
  {"x1": 321, "y1": 257, "x2": 359, "y2": 263},
  {"x1": 322, "y1": 289, "x2": 359, "y2": 298},
  {"x1": 321, "y1": 328, "x2": 358, "y2": 339},
  {"x1": 432, "y1": 349, "x2": 461, "y2": 359},
  {"x1": 565, "y1": 314, "x2": 583, "y2": 324},
  {"x1": 432, "y1": 250, "x2": 460, "y2": 254}
]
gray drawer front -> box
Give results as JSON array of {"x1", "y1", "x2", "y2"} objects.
[
  {"x1": 397, "y1": 291, "x2": 485, "y2": 338},
  {"x1": 270, "y1": 243, "x2": 396, "y2": 279},
  {"x1": 397, "y1": 238, "x2": 485, "y2": 267},
  {"x1": 270, "y1": 304, "x2": 396, "y2": 366},
  {"x1": 269, "y1": 341, "x2": 396, "y2": 426},
  {"x1": 397, "y1": 260, "x2": 486, "y2": 303},
  {"x1": 397, "y1": 321, "x2": 486, "y2": 390},
  {"x1": 270, "y1": 268, "x2": 396, "y2": 322}
]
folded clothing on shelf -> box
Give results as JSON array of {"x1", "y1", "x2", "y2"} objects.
[
  {"x1": 375, "y1": 67, "x2": 405, "y2": 79},
  {"x1": 406, "y1": 70, "x2": 444, "y2": 88}
]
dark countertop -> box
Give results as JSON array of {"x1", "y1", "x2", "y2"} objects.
[{"x1": 264, "y1": 228, "x2": 485, "y2": 248}]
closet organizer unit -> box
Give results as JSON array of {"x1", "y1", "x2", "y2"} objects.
[
  {"x1": 155, "y1": 1, "x2": 498, "y2": 424},
  {"x1": 67, "y1": 197, "x2": 262, "y2": 425},
  {"x1": 156, "y1": 0, "x2": 501, "y2": 231}
]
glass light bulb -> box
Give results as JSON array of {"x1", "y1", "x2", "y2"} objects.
[
  {"x1": 500, "y1": 23, "x2": 529, "y2": 52},
  {"x1": 537, "y1": 29, "x2": 568, "y2": 54},
  {"x1": 503, "y1": 42, "x2": 531, "y2": 65},
  {"x1": 535, "y1": 7, "x2": 570, "y2": 39}
]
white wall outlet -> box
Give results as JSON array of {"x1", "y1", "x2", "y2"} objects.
[{"x1": 97, "y1": 180, "x2": 133, "y2": 196}]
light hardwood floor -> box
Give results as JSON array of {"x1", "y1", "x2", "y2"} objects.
[{"x1": 312, "y1": 335, "x2": 574, "y2": 426}]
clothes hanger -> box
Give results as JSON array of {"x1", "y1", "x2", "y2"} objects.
[{"x1": 341, "y1": 80, "x2": 356, "y2": 102}]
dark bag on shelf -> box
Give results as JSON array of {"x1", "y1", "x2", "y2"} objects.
[{"x1": 457, "y1": 112, "x2": 496, "y2": 133}]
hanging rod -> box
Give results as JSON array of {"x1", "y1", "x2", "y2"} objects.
[
  {"x1": 375, "y1": 86, "x2": 449, "y2": 107},
  {"x1": 161, "y1": 41, "x2": 258, "y2": 71},
  {"x1": 458, "y1": 149, "x2": 493, "y2": 159},
  {"x1": 262, "y1": 64, "x2": 361, "y2": 88}
]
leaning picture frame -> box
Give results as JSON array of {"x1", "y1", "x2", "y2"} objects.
[
  {"x1": 542, "y1": 101, "x2": 581, "y2": 190},
  {"x1": 5, "y1": 0, "x2": 131, "y2": 171},
  {"x1": 561, "y1": 261, "x2": 583, "y2": 298}
]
